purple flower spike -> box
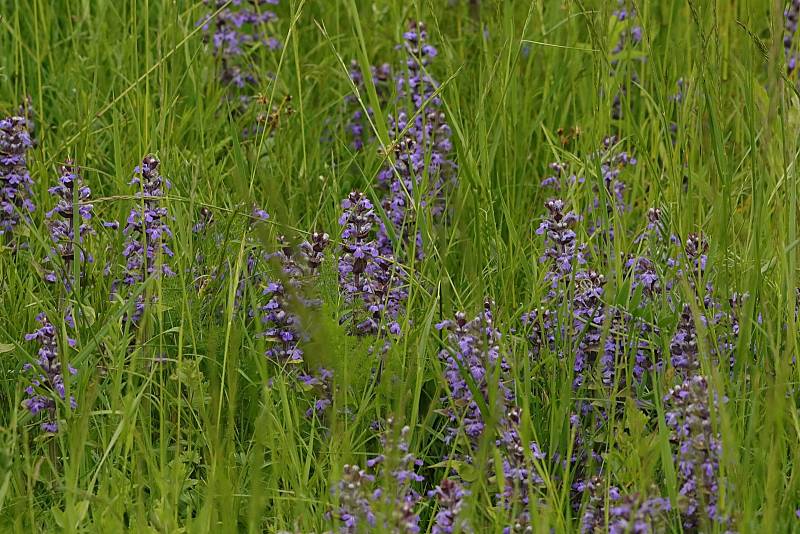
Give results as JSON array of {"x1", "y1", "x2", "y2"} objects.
[
  {"x1": 331, "y1": 419, "x2": 424, "y2": 533},
  {"x1": 261, "y1": 232, "x2": 329, "y2": 366},
  {"x1": 436, "y1": 300, "x2": 512, "y2": 447},
  {"x1": 664, "y1": 375, "x2": 732, "y2": 530},
  {"x1": 580, "y1": 477, "x2": 670, "y2": 533},
  {"x1": 0, "y1": 113, "x2": 35, "y2": 239},
  {"x1": 112, "y1": 155, "x2": 175, "y2": 325},
  {"x1": 22, "y1": 313, "x2": 77, "y2": 433},
  {"x1": 428, "y1": 478, "x2": 470, "y2": 534},
  {"x1": 786, "y1": 1, "x2": 800, "y2": 77},
  {"x1": 44, "y1": 159, "x2": 95, "y2": 290},
  {"x1": 337, "y1": 191, "x2": 407, "y2": 342}
]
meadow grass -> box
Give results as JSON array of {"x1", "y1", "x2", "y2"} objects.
[{"x1": 0, "y1": 0, "x2": 799, "y2": 532}]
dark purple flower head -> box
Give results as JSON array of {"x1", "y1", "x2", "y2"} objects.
[
  {"x1": 198, "y1": 0, "x2": 279, "y2": 88},
  {"x1": 0, "y1": 113, "x2": 35, "y2": 238},
  {"x1": 357, "y1": 20, "x2": 456, "y2": 263},
  {"x1": 22, "y1": 313, "x2": 78, "y2": 432},
  {"x1": 786, "y1": 1, "x2": 800, "y2": 76},
  {"x1": 112, "y1": 155, "x2": 175, "y2": 325},
  {"x1": 664, "y1": 375, "x2": 730, "y2": 530},
  {"x1": 44, "y1": 160, "x2": 95, "y2": 289},
  {"x1": 436, "y1": 300, "x2": 512, "y2": 446},
  {"x1": 345, "y1": 61, "x2": 392, "y2": 151},
  {"x1": 331, "y1": 464, "x2": 378, "y2": 532},
  {"x1": 338, "y1": 191, "x2": 406, "y2": 340},
  {"x1": 261, "y1": 233, "x2": 330, "y2": 365},
  {"x1": 428, "y1": 478, "x2": 470, "y2": 534},
  {"x1": 331, "y1": 419, "x2": 423, "y2": 533},
  {"x1": 580, "y1": 476, "x2": 670, "y2": 534},
  {"x1": 536, "y1": 199, "x2": 585, "y2": 288}
]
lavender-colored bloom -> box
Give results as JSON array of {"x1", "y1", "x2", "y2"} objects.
[
  {"x1": 540, "y1": 138, "x2": 635, "y2": 237},
  {"x1": 261, "y1": 232, "x2": 329, "y2": 364},
  {"x1": 22, "y1": 313, "x2": 78, "y2": 432},
  {"x1": 428, "y1": 478, "x2": 471, "y2": 534},
  {"x1": 345, "y1": 61, "x2": 392, "y2": 151},
  {"x1": 610, "y1": 1, "x2": 644, "y2": 119},
  {"x1": 331, "y1": 464, "x2": 378, "y2": 532},
  {"x1": 44, "y1": 160, "x2": 95, "y2": 289},
  {"x1": 664, "y1": 375, "x2": 730, "y2": 530},
  {"x1": 498, "y1": 407, "x2": 547, "y2": 531},
  {"x1": 436, "y1": 300, "x2": 512, "y2": 445},
  {"x1": 298, "y1": 367, "x2": 333, "y2": 418},
  {"x1": 338, "y1": 191, "x2": 406, "y2": 339},
  {"x1": 535, "y1": 199, "x2": 585, "y2": 289},
  {"x1": 113, "y1": 155, "x2": 175, "y2": 325},
  {"x1": 786, "y1": 1, "x2": 800, "y2": 76},
  {"x1": 331, "y1": 421, "x2": 424, "y2": 533},
  {"x1": 580, "y1": 477, "x2": 670, "y2": 534},
  {"x1": 0, "y1": 114, "x2": 35, "y2": 238},
  {"x1": 198, "y1": 0, "x2": 279, "y2": 90}
]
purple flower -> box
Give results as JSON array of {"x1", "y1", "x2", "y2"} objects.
[
  {"x1": 580, "y1": 476, "x2": 670, "y2": 533},
  {"x1": 22, "y1": 313, "x2": 78, "y2": 432},
  {"x1": 330, "y1": 464, "x2": 377, "y2": 532},
  {"x1": 44, "y1": 159, "x2": 95, "y2": 290},
  {"x1": 260, "y1": 232, "x2": 330, "y2": 365},
  {"x1": 786, "y1": 1, "x2": 800, "y2": 76},
  {"x1": 331, "y1": 420, "x2": 423, "y2": 532},
  {"x1": 0, "y1": 113, "x2": 35, "y2": 239},
  {"x1": 436, "y1": 300, "x2": 512, "y2": 446},
  {"x1": 198, "y1": 0, "x2": 279, "y2": 88},
  {"x1": 345, "y1": 61, "x2": 392, "y2": 150},
  {"x1": 535, "y1": 198, "x2": 585, "y2": 288},
  {"x1": 112, "y1": 155, "x2": 175, "y2": 325},
  {"x1": 337, "y1": 191, "x2": 406, "y2": 341},
  {"x1": 664, "y1": 375, "x2": 731, "y2": 530},
  {"x1": 428, "y1": 478, "x2": 470, "y2": 534}
]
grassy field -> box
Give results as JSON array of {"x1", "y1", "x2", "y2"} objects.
[{"x1": 1, "y1": 0, "x2": 799, "y2": 532}]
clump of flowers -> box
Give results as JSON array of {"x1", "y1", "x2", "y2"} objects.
[
  {"x1": 345, "y1": 61, "x2": 392, "y2": 151},
  {"x1": 436, "y1": 300, "x2": 512, "y2": 446},
  {"x1": 198, "y1": 0, "x2": 281, "y2": 135},
  {"x1": 198, "y1": 0, "x2": 280, "y2": 91},
  {"x1": 22, "y1": 313, "x2": 78, "y2": 433},
  {"x1": 337, "y1": 191, "x2": 406, "y2": 340},
  {"x1": 428, "y1": 478, "x2": 471, "y2": 534},
  {"x1": 437, "y1": 302, "x2": 548, "y2": 530},
  {"x1": 664, "y1": 375, "x2": 729, "y2": 530},
  {"x1": 786, "y1": 0, "x2": 800, "y2": 77},
  {"x1": 540, "y1": 137, "x2": 636, "y2": 237},
  {"x1": 44, "y1": 159, "x2": 95, "y2": 289},
  {"x1": 610, "y1": 1, "x2": 644, "y2": 120},
  {"x1": 330, "y1": 420, "x2": 424, "y2": 532},
  {"x1": 0, "y1": 113, "x2": 35, "y2": 240},
  {"x1": 579, "y1": 476, "x2": 670, "y2": 533},
  {"x1": 374, "y1": 21, "x2": 456, "y2": 261},
  {"x1": 112, "y1": 155, "x2": 175, "y2": 325},
  {"x1": 261, "y1": 232, "x2": 330, "y2": 364}
]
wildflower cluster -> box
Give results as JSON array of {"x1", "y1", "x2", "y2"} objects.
[
  {"x1": 664, "y1": 375, "x2": 727, "y2": 529},
  {"x1": 786, "y1": 0, "x2": 800, "y2": 77},
  {"x1": 113, "y1": 155, "x2": 175, "y2": 325},
  {"x1": 579, "y1": 476, "x2": 670, "y2": 533},
  {"x1": 198, "y1": 0, "x2": 281, "y2": 136},
  {"x1": 198, "y1": 0, "x2": 279, "y2": 91},
  {"x1": 0, "y1": 113, "x2": 35, "y2": 239},
  {"x1": 44, "y1": 160, "x2": 95, "y2": 289},
  {"x1": 22, "y1": 313, "x2": 77, "y2": 433},
  {"x1": 337, "y1": 191, "x2": 406, "y2": 339},
  {"x1": 260, "y1": 232, "x2": 330, "y2": 364},
  {"x1": 331, "y1": 421, "x2": 424, "y2": 532}
]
